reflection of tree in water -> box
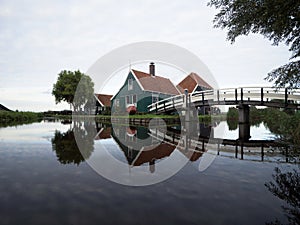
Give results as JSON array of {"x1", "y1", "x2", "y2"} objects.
[
  {"x1": 263, "y1": 109, "x2": 300, "y2": 163},
  {"x1": 265, "y1": 167, "x2": 300, "y2": 225},
  {"x1": 51, "y1": 121, "x2": 95, "y2": 165}
]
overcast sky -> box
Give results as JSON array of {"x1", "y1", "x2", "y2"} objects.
[{"x1": 0, "y1": 0, "x2": 291, "y2": 112}]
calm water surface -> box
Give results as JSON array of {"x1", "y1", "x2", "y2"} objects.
[{"x1": 0, "y1": 121, "x2": 298, "y2": 225}]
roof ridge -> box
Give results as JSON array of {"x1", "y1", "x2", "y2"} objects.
[{"x1": 132, "y1": 69, "x2": 170, "y2": 80}]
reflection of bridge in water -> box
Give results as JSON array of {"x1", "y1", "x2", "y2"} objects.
[
  {"x1": 94, "y1": 122, "x2": 291, "y2": 172},
  {"x1": 148, "y1": 126, "x2": 287, "y2": 163}
]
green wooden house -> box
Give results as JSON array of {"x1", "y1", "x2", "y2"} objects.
[{"x1": 111, "y1": 63, "x2": 180, "y2": 114}]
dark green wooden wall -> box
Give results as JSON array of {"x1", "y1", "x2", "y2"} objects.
[{"x1": 111, "y1": 71, "x2": 174, "y2": 114}]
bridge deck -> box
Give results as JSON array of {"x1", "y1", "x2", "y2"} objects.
[{"x1": 148, "y1": 87, "x2": 300, "y2": 113}]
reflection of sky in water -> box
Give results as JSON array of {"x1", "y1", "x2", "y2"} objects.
[
  {"x1": 0, "y1": 121, "x2": 70, "y2": 143},
  {"x1": 213, "y1": 121, "x2": 275, "y2": 140},
  {"x1": 94, "y1": 139, "x2": 129, "y2": 164}
]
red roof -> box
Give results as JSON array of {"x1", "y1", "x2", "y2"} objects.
[
  {"x1": 95, "y1": 127, "x2": 111, "y2": 140},
  {"x1": 177, "y1": 147, "x2": 204, "y2": 162},
  {"x1": 132, "y1": 69, "x2": 180, "y2": 95},
  {"x1": 95, "y1": 94, "x2": 113, "y2": 107},
  {"x1": 132, "y1": 143, "x2": 176, "y2": 166},
  {"x1": 177, "y1": 72, "x2": 213, "y2": 93}
]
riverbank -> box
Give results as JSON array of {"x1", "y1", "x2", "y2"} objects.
[{"x1": 0, "y1": 111, "x2": 43, "y2": 127}]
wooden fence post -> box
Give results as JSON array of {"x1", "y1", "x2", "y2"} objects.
[{"x1": 241, "y1": 88, "x2": 243, "y2": 103}]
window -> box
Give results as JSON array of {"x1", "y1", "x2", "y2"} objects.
[
  {"x1": 128, "y1": 78, "x2": 133, "y2": 90},
  {"x1": 132, "y1": 95, "x2": 137, "y2": 104},
  {"x1": 126, "y1": 96, "x2": 130, "y2": 104},
  {"x1": 115, "y1": 99, "x2": 120, "y2": 107},
  {"x1": 126, "y1": 95, "x2": 136, "y2": 105},
  {"x1": 152, "y1": 94, "x2": 159, "y2": 103}
]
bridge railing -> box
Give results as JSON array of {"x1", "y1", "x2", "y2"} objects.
[
  {"x1": 147, "y1": 94, "x2": 185, "y2": 113},
  {"x1": 148, "y1": 87, "x2": 300, "y2": 113},
  {"x1": 193, "y1": 87, "x2": 300, "y2": 105}
]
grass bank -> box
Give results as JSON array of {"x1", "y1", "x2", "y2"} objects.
[{"x1": 0, "y1": 111, "x2": 43, "y2": 127}]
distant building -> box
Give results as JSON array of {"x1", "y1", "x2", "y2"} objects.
[
  {"x1": 94, "y1": 94, "x2": 113, "y2": 115},
  {"x1": 177, "y1": 73, "x2": 219, "y2": 115},
  {"x1": 111, "y1": 63, "x2": 180, "y2": 114},
  {"x1": 177, "y1": 72, "x2": 213, "y2": 94},
  {"x1": 0, "y1": 104, "x2": 11, "y2": 111}
]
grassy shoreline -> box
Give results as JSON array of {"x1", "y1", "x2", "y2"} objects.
[{"x1": 0, "y1": 111, "x2": 43, "y2": 127}]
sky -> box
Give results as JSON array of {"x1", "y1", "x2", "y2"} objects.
[{"x1": 0, "y1": 0, "x2": 291, "y2": 112}]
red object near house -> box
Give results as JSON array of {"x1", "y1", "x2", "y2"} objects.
[
  {"x1": 126, "y1": 127, "x2": 137, "y2": 136},
  {"x1": 127, "y1": 105, "x2": 137, "y2": 115}
]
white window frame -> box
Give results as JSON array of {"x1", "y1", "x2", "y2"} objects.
[
  {"x1": 152, "y1": 94, "x2": 159, "y2": 104},
  {"x1": 126, "y1": 95, "x2": 131, "y2": 104},
  {"x1": 128, "y1": 78, "x2": 133, "y2": 90},
  {"x1": 115, "y1": 99, "x2": 120, "y2": 107},
  {"x1": 132, "y1": 94, "x2": 137, "y2": 104}
]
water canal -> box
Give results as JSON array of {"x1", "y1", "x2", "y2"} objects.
[{"x1": 0, "y1": 120, "x2": 299, "y2": 225}]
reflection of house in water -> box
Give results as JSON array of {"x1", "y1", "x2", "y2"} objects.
[
  {"x1": 148, "y1": 123, "x2": 216, "y2": 162},
  {"x1": 110, "y1": 123, "x2": 215, "y2": 171},
  {"x1": 199, "y1": 123, "x2": 214, "y2": 138},
  {"x1": 95, "y1": 123, "x2": 112, "y2": 140},
  {"x1": 111, "y1": 125, "x2": 176, "y2": 173}
]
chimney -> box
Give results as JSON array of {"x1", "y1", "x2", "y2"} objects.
[{"x1": 149, "y1": 62, "x2": 155, "y2": 76}]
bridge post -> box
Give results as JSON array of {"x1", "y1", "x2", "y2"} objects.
[
  {"x1": 181, "y1": 89, "x2": 199, "y2": 143},
  {"x1": 184, "y1": 89, "x2": 190, "y2": 122},
  {"x1": 238, "y1": 104, "x2": 250, "y2": 141},
  {"x1": 241, "y1": 88, "x2": 243, "y2": 103}
]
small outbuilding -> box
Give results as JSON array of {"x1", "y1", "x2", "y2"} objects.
[
  {"x1": 177, "y1": 72, "x2": 213, "y2": 94},
  {"x1": 95, "y1": 94, "x2": 113, "y2": 115}
]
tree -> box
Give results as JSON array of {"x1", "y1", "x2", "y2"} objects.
[
  {"x1": 52, "y1": 70, "x2": 94, "y2": 111},
  {"x1": 208, "y1": 0, "x2": 300, "y2": 88}
]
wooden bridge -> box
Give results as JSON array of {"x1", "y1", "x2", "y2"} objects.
[{"x1": 148, "y1": 87, "x2": 300, "y2": 113}]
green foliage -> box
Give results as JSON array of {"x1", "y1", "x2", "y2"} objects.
[
  {"x1": 227, "y1": 107, "x2": 238, "y2": 119},
  {"x1": 52, "y1": 70, "x2": 94, "y2": 110},
  {"x1": 266, "y1": 61, "x2": 300, "y2": 89},
  {"x1": 262, "y1": 108, "x2": 300, "y2": 153},
  {"x1": 0, "y1": 111, "x2": 43, "y2": 127},
  {"x1": 226, "y1": 107, "x2": 238, "y2": 130},
  {"x1": 51, "y1": 122, "x2": 95, "y2": 165},
  {"x1": 208, "y1": 0, "x2": 300, "y2": 88},
  {"x1": 51, "y1": 130, "x2": 86, "y2": 165}
]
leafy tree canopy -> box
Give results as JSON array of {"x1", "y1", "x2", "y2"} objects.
[
  {"x1": 52, "y1": 70, "x2": 94, "y2": 110},
  {"x1": 208, "y1": 0, "x2": 300, "y2": 88}
]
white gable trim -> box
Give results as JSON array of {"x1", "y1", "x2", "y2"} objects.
[
  {"x1": 130, "y1": 69, "x2": 145, "y2": 91},
  {"x1": 94, "y1": 94, "x2": 104, "y2": 107},
  {"x1": 110, "y1": 70, "x2": 145, "y2": 100},
  {"x1": 192, "y1": 85, "x2": 199, "y2": 94},
  {"x1": 132, "y1": 71, "x2": 180, "y2": 95}
]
